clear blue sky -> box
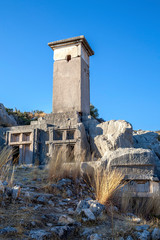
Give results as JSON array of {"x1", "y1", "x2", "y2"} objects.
[{"x1": 0, "y1": 0, "x2": 160, "y2": 130}]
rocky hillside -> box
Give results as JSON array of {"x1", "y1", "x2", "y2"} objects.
[
  {"x1": 1, "y1": 104, "x2": 46, "y2": 126},
  {"x1": 1, "y1": 104, "x2": 103, "y2": 127},
  {"x1": 0, "y1": 165, "x2": 160, "y2": 240},
  {"x1": 0, "y1": 104, "x2": 17, "y2": 127}
]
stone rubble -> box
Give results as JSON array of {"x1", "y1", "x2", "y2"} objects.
[
  {"x1": 0, "y1": 166, "x2": 159, "y2": 239},
  {"x1": 79, "y1": 208, "x2": 96, "y2": 222},
  {"x1": 87, "y1": 233, "x2": 102, "y2": 240},
  {"x1": 152, "y1": 228, "x2": 160, "y2": 240},
  {"x1": 0, "y1": 226, "x2": 17, "y2": 235}
]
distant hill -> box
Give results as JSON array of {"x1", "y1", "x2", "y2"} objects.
[{"x1": 5, "y1": 108, "x2": 46, "y2": 125}]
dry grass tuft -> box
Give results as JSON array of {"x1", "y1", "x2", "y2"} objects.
[
  {"x1": 48, "y1": 147, "x2": 125, "y2": 205},
  {"x1": 121, "y1": 193, "x2": 160, "y2": 218},
  {"x1": 48, "y1": 147, "x2": 84, "y2": 182},
  {"x1": 0, "y1": 147, "x2": 13, "y2": 183},
  {"x1": 87, "y1": 168, "x2": 125, "y2": 205}
]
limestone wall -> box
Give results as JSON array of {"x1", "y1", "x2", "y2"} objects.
[{"x1": 53, "y1": 58, "x2": 81, "y2": 113}]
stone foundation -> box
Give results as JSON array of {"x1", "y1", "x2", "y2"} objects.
[{"x1": 0, "y1": 111, "x2": 90, "y2": 165}]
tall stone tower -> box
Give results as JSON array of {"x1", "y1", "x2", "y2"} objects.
[{"x1": 48, "y1": 36, "x2": 94, "y2": 115}]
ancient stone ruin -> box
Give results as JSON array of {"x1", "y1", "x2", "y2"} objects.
[
  {"x1": 0, "y1": 35, "x2": 160, "y2": 197},
  {"x1": 0, "y1": 36, "x2": 93, "y2": 165}
]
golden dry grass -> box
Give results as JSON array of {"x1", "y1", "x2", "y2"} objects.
[
  {"x1": 48, "y1": 147, "x2": 125, "y2": 205},
  {"x1": 0, "y1": 147, "x2": 13, "y2": 183},
  {"x1": 88, "y1": 168, "x2": 125, "y2": 205},
  {"x1": 48, "y1": 147, "x2": 83, "y2": 182},
  {"x1": 0, "y1": 147, "x2": 12, "y2": 170}
]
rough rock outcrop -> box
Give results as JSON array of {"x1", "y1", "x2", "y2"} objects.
[
  {"x1": 101, "y1": 148, "x2": 160, "y2": 180},
  {"x1": 0, "y1": 103, "x2": 17, "y2": 127},
  {"x1": 87, "y1": 120, "x2": 133, "y2": 157},
  {"x1": 133, "y1": 130, "x2": 160, "y2": 159}
]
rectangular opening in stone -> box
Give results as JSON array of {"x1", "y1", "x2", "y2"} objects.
[
  {"x1": 53, "y1": 130, "x2": 63, "y2": 140},
  {"x1": 66, "y1": 144, "x2": 75, "y2": 162},
  {"x1": 22, "y1": 144, "x2": 32, "y2": 164},
  {"x1": 12, "y1": 145, "x2": 19, "y2": 164},
  {"x1": 22, "y1": 132, "x2": 31, "y2": 141},
  {"x1": 11, "y1": 133, "x2": 20, "y2": 142},
  {"x1": 136, "y1": 182, "x2": 150, "y2": 193},
  {"x1": 66, "y1": 130, "x2": 75, "y2": 140},
  {"x1": 46, "y1": 144, "x2": 49, "y2": 154},
  {"x1": 54, "y1": 144, "x2": 66, "y2": 160}
]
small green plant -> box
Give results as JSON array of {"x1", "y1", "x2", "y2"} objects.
[
  {"x1": 90, "y1": 104, "x2": 99, "y2": 119},
  {"x1": 90, "y1": 104, "x2": 105, "y2": 122},
  {"x1": 155, "y1": 131, "x2": 160, "y2": 141}
]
